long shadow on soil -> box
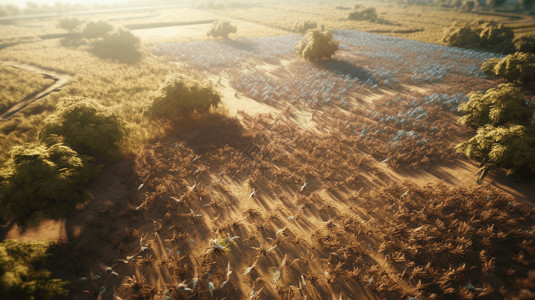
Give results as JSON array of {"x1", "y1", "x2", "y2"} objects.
[
  {"x1": 222, "y1": 38, "x2": 257, "y2": 52},
  {"x1": 316, "y1": 59, "x2": 374, "y2": 81},
  {"x1": 177, "y1": 115, "x2": 255, "y2": 155}
]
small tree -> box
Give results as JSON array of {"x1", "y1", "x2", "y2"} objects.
[
  {"x1": 514, "y1": 35, "x2": 535, "y2": 53},
  {"x1": 39, "y1": 98, "x2": 126, "y2": 160},
  {"x1": 297, "y1": 30, "x2": 339, "y2": 61},
  {"x1": 442, "y1": 21, "x2": 514, "y2": 53},
  {"x1": 81, "y1": 20, "x2": 113, "y2": 39},
  {"x1": 461, "y1": 1, "x2": 475, "y2": 11},
  {"x1": 207, "y1": 21, "x2": 237, "y2": 39},
  {"x1": 90, "y1": 28, "x2": 141, "y2": 63},
  {"x1": 458, "y1": 83, "x2": 534, "y2": 128},
  {"x1": 0, "y1": 240, "x2": 68, "y2": 299},
  {"x1": 456, "y1": 124, "x2": 535, "y2": 181},
  {"x1": 147, "y1": 74, "x2": 221, "y2": 120},
  {"x1": 295, "y1": 21, "x2": 317, "y2": 34},
  {"x1": 442, "y1": 21, "x2": 481, "y2": 48},
  {"x1": 486, "y1": 0, "x2": 507, "y2": 9},
  {"x1": 518, "y1": 0, "x2": 535, "y2": 10},
  {"x1": 481, "y1": 52, "x2": 535, "y2": 84},
  {"x1": 57, "y1": 17, "x2": 82, "y2": 33},
  {"x1": 348, "y1": 7, "x2": 378, "y2": 21},
  {"x1": 0, "y1": 143, "x2": 96, "y2": 227}
]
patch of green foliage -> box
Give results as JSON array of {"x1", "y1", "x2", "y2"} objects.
[
  {"x1": 60, "y1": 20, "x2": 141, "y2": 63},
  {"x1": 481, "y1": 52, "x2": 535, "y2": 84},
  {"x1": 457, "y1": 83, "x2": 535, "y2": 181},
  {"x1": 0, "y1": 240, "x2": 68, "y2": 300},
  {"x1": 146, "y1": 74, "x2": 221, "y2": 120},
  {"x1": 456, "y1": 124, "x2": 535, "y2": 181},
  {"x1": 295, "y1": 20, "x2": 317, "y2": 34},
  {"x1": 348, "y1": 7, "x2": 378, "y2": 21},
  {"x1": 0, "y1": 143, "x2": 96, "y2": 227},
  {"x1": 458, "y1": 83, "x2": 534, "y2": 128},
  {"x1": 514, "y1": 35, "x2": 535, "y2": 53},
  {"x1": 81, "y1": 20, "x2": 113, "y2": 39},
  {"x1": 90, "y1": 28, "x2": 141, "y2": 63},
  {"x1": 207, "y1": 21, "x2": 237, "y2": 39},
  {"x1": 443, "y1": 21, "x2": 515, "y2": 53},
  {"x1": 57, "y1": 17, "x2": 82, "y2": 33},
  {"x1": 39, "y1": 98, "x2": 126, "y2": 160},
  {"x1": 297, "y1": 30, "x2": 339, "y2": 61}
]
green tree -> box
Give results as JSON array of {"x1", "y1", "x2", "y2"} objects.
[
  {"x1": 461, "y1": 1, "x2": 475, "y2": 11},
  {"x1": 39, "y1": 98, "x2": 126, "y2": 160},
  {"x1": 482, "y1": 52, "x2": 535, "y2": 84},
  {"x1": 486, "y1": 0, "x2": 506, "y2": 9},
  {"x1": 458, "y1": 83, "x2": 534, "y2": 128},
  {"x1": 348, "y1": 7, "x2": 378, "y2": 21},
  {"x1": 518, "y1": 0, "x2": 535, "y2": 10},
  {"x1": 90, "y1": 28, "x2": 141, "y2": 63},
  {"x1": 295, "y1": 21, "x2": 317, "y2": 34},
  {"x1": 147, "y1": 74, "x2": 221, "y2": 120},
  {"x1": 81, "y1": 20, "x2": 113, "y2": 39},
  {"x1": 0, "y1": 240, "x2": 68, "y2": 300},
  {"x1": 443, "y1": 21, "x2": 514, "y2": 53},
  {"x1": 456, "y1": 124, "x2": 535, "y2": 181},
  {"x1": 297, "y1": 30, "x2": 339, "y2": 61},
  {"x1": 0, "y1": 143, "x2": 96, "y2": 227},
  {"x1": 57, "y1": 17, "x2": 81, "y2": 33},
  {"x1": 207, "y1": 21, "x2": 237, "y2": 39},
  {"x1": 514, "y1": 35, "x2": 535, "y2": 53}
]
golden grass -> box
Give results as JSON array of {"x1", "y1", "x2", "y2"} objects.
[{"x1": 0, "y1": 64, "x2": 54, "y2": 114}]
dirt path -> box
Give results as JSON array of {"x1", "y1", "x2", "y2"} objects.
[{"x1": 0, "y1": 61, "x2": 71, "y2": 120}]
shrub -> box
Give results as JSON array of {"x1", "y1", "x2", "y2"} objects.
[
  {"x1": 458, "y1": 83, "x2": 534, "y2": 128},
  {"x1": 207, "y1": 21, "x2": 236, "y2": 39},
  {"x1": 57, "y1": 17, "x2": 82, "y2": 33},
  {"x1": 90, "y1": 28, "x2": 141, "y2": 63},
  {"x1": 295, "y1": 21, "x2": 317, "y2": 34},
  {"x1": 0, "y1": 143, "x2": 96, "y2": 227},
  {"x1": 81, "y1": 20, "x2": 113, "y2": 39},
  {"x1": 348, "y1": 7, "x2": 378, "y2": 21},
  {"x1": 297, "y1": 30, "x2": 339, "y2": 61},
  {"x1": 442, "y1": 21, "x2": 515, "y2": 53},
  {"x1": 481, "y1": 52, "x2": 535, "y2": 84},
  {"x1": 39, "y1": 98, "x2": 126, "y2": 160},
  {"x1": 146, "y1": 74, "x2": 221, "y2": 120},
  {"x1": 0, "y1": 240, "x2": 68, "y2": 299},
  {"x1": 456, "y1": 124, "x2": 535, "y2": 181},
  {"x1": 514, "y1": 35, "x2": 535, "y2": 53}
]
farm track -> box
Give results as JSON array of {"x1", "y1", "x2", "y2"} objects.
[{"x1": 0, "y1": 61, "x2": 71, "y2": 120}]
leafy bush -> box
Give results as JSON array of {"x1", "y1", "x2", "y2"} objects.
[
  {"x1": 348, "y1": 7, "x2": 378, "y2": 21},
  {"x1": 81, "y1": 20, "x2": 113, "y2": 39},
  {"x1": 207, "y1": 21, "x2": 237, "y2": 39},
  {"x1": 514, "y1": 35, "x2": 535, "y2": 53},
  {"x1": 297, "y1": 30, "x2": 339, "y2": 61},
  {"x1": 443, "y1": 21, "x2": 515, "y2": 53},
  {"x1": 481, "y1": 52, "x2": 535, "y2": 84},
  {"x1": 0, "y1": 240, "x2": 68, "y2": 300},
  {"x1": 458, "y1": 83, "x2": 534, "y2": 128},
  {"x1": 456, "y1": 124, "x2": 535, "y2": 181},
  {"x1": 294, "y1": 21, "x2": 317, "y2": 34},
  {"x1": 57, "y1": 17, "x2": 82, "y2": 33},
  {"x1": 146, "y1": 74, "x2": 221, "y2": 120},
  {"x1": 0, "y1": 143, "x2": 96, "y2": 227},
  {"x1": 39, "y1": 98, "x2": 126, "y2": 160},
  {"x1": 90, "y1": 28, "x2": 141, "y2": 63}
]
